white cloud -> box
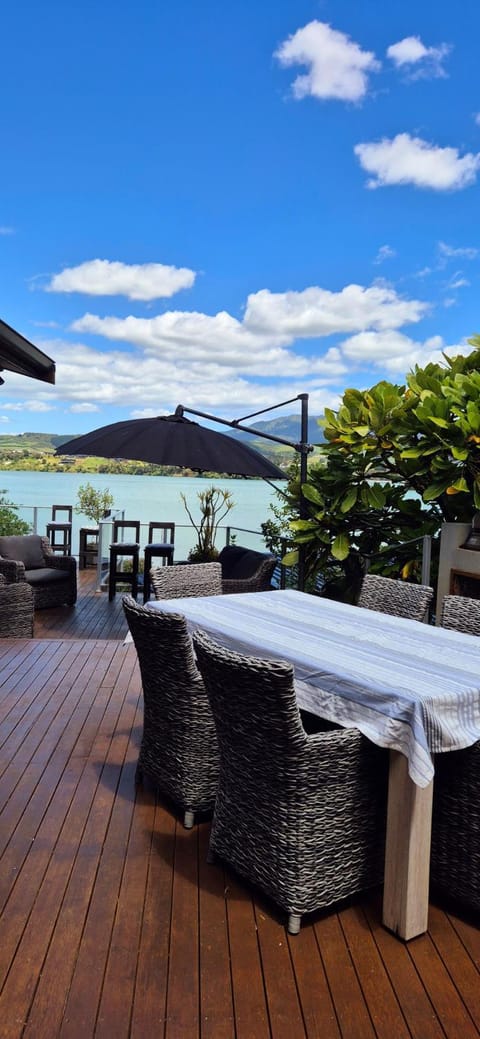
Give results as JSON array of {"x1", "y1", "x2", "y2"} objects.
[
  {"x1": 339, "y1": 329, "x2": 474, "y2": 374},
  {"x1": 274, "y1": 20, "x2": 380, "y2": 103},
  {"x1": 387, "y1": 36, "x2": 450, "y2": 78},
  {"x1": 447, "y1": 275, "x2": 470, "y2": 290},
  {"x1": 354, "y1": 133, "x2": 480, "y2": 190},
  {"x1": 0, "y1": 226, "x2": 15, "y2": 235},
  {"x1": 244, "y1": 283, "x2": 427, "y2": 335},
  {"x1": 69, "y1": 402, "x2": 100, "y2": 413},
  {"x1": 438, "y1": 241, "x2": 478, "y2": 260},
  {"x1": 374, "y1": 244, "x2": 396, "y2": 265},
  {"x1": 475, "y1": 113, "x2": 480, "y2": 127},
  {"x1": 1, "y1": 400, "x2": 55, "y2": 412},
  {"x1": 70, "y1": 310, "x2": 347, "y2": 379},
  {"x1": 45, "y1": 259, "x2": 196, "y2": 301}
]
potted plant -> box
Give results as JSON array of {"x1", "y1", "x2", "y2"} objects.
[
  {"x1": 180, "y1": 485, "x2": 235, "y2": 562},
  {"x1": 75, "y1": 482, "x2": 114, "y2": 568},
  {"x1": 75, "y1": 483, "x2": 114, "y2": 526}
]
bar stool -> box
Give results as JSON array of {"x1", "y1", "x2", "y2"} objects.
[
  {"x1": 143, "y1": 522, "x2": 175, "y2": 602},
  {"x1": 79, "y1": 527, "x2": 99, "y2": 569},
  {"x1": 108, "y1": 520, "x2": 140, "y2": 601},
  {"x1": 46, "y1": 504, "x2": 73, "y2": 555}
]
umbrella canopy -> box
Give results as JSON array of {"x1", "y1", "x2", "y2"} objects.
[
  {"x1": 57, "y1": 413, "x2": 286, "y2": 479},
  {"x1": 0, "y1": 318, "x2": 55, "y2": 384}
]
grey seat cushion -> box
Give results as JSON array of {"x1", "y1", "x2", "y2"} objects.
[
  {"x1": 0, "y1": 534, "x2": 46, "y2": 569},
  {"x1": 218, "y1": 545, "x2": 274, "y2": 580},
  {"x1": 25, "y1": 567, "x2": 70, "y2": 585}
]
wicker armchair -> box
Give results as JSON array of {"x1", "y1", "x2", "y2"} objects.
[
  {"x1": 192, "y1": 629, "x2": 388, "y2": 935},
  {"x1": 218, "y1": 545, "x2": 277, "y2": 594},
  {"x1": 431, "y1": 742, "x2": 480, "y2": 912},
  {"x1": 0, "y1": 574, "x2": 34, "y2": 637},
  {"x1": 440, "y1": 594, "x2": 480, "y2": 635},
  {"x1": 357, "y1": 574, "x2": 433, "y2": 622},
  {"x1": 150, "y1": 561, "x2": 222, "y2": 599},
  {"x1": 0, "y1": 534, "x2": 77, "y2": 609},
  {"x1": 122, "y1": 596, "x2": 219, "y2": 827}
]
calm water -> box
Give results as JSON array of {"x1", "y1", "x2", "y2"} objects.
[{"x1": 0, "y1": 470, "x2": 279, "y2": 560}]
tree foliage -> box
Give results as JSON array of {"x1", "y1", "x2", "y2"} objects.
[
  {"x1": 263, "y1": 346, "x2": 480, "y2": 599},
  {"x1": 0, "y1": 491, "x2": 31, "y2": 536},
  {"x1": 75, "y1": 483, "x2": 114, "y2": 525}
]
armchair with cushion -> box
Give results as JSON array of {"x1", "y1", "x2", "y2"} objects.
[
  {"x1": 0, "y1": 534, "x2": 77, "y2": 609},
  {"x1": 218, "y1": 545, "x2": 277, "y2": 594},
  {"x1": 0, "y1": 574, "x2": 34, "y2": 637}
]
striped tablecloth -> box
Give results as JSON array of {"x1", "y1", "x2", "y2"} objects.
[{"x1": 146, "y1": 588, "x2": 480, "y2": 787}]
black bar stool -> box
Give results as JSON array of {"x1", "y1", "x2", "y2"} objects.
[
  {"x1": 143, "y1": 522, "x2": 175, "y2": 602},
  {"x1": 79, "y1": 527, "x2": 99, "y2": 569},
  {"x1": 108, "y1": 520, "x2": 140, "y2": 601},
  {"x1": 46, "y1": 504, "x2": 73, "y2": 555}
]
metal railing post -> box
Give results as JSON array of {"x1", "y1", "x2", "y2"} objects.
[{"x1": 421, "y1": 535, "x2": 432, "y2": 587}]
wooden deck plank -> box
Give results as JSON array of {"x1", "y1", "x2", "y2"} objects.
[
  {"x1": 13, "y1": 646, "x2": 139, "y2": 1039},
  {"x1": 225, "y1": 874, "x2": 272, "y2": 1039},
  {"x1": 164, "y1": 823, "x2": 200, "y2": 1037},
  {"x1": 288, "y1": 927, "x2": 341, "y2": 1039},
  {"x1": 255, "y1": 907, "x2": 307, "y2": 1039},
  {"x1": 363, "y1": 901, "x2": 446, "y2": 1039},
  {"x1": 0, "y1": 644, "x2": 138, "y2": 1038},
  {"x1": 198, "y1": 823, "x2": 236, "y2": 1039},
  {"x1": 0, "y1": 605, "x2": 479, "y2": 1039},
  {"x1": 339, "y1": 905, "x2": 411, "y2": 1039},
  {"x1": 313, "y1": 913, "x2": 377, "y2": 1039},
  {"x1": 130, "y1": 799, "x2": 175, "y2": 1038}
]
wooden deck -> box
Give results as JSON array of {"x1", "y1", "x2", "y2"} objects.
[{"x1": 1, "y1": 572, "x2": 480, "y2": 1037}]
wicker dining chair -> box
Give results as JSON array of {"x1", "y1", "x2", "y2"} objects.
[
  {"x1": 122, "y1": 595, "x2": 219, "y2": 828},
  {"x1": 431, "y1": 594, "x2": 480, "y2": 911},
  {"x1": 150, "y1": 561, "x2": 222, "y2": 600},
  {"x1": 192, "y1": 628, "x2": 388, "y2": 935},
  {"x1": 357, "y1": 574, "x2": 433, "y2": 622},
  {"x1": 440, "y1": 594, "x2": 480, "y2": 635},
  {"x1": 431, "y1": 741, "x2": 480, "y2": 913}
]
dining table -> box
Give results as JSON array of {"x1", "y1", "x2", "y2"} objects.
[{"x1": 145, "y1": 587, "x2": 480, "y2": 940}]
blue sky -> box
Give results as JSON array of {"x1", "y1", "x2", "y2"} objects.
[{"x1": 1, "y1": 0, "x2": 480, "y2": 436}]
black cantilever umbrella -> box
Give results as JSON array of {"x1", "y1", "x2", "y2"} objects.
[{"x1": 57, "y1": 413, "x2": 286, "y2": 480}]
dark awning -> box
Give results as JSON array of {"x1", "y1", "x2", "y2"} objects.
[{"x1": 0, "y1": 318, "x2": 56, "y2": 385}]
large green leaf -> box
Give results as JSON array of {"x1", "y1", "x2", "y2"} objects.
[
  {"x1": 331, "y1": 533, "x2": 350, "y2": 560},
  {"x1": 340, "y1": 487, "x2": 358, "y2": 512},
  {"x1": 423, "y1": 480, "x2": 451, "y2": 501},
  {"x1": 301, "y1": 483, "x2": 324, "y2": 506}
]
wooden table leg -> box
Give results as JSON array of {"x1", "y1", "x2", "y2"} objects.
[{"x1": 382, "y1": 750, "x2": 433, "y2": 940}]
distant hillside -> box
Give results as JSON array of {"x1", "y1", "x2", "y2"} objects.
[
  {"x1": 0, "y1": 432, "x2": 66, "y2": 453},
  {"x1": 232, "y1": 414, "x2": 324, "y2": 447}
]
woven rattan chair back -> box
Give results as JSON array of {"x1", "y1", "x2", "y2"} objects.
[
  {"x1": 150, "y1": 561, "x2": 222, "y2": 599},
  {"x1": 357, "y1": 574, "x2": 433, "y2": 621},
  {"x1": 440, "y1": 594, "x2": 480, "y2": 635},
  {"x1": 123, "y1": 595, "x2": 219, "y2": 827},
  {"x1": 192, "y1": 628, "x2": 388, "y2": 935}
]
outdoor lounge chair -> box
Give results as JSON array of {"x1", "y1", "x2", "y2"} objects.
[
  {"x1": 0, "y1": 534, "x2": 77, "y2": 609},
  {"x1": 122, "y1": 595, "x2": 219, "y2": 827},
  {"x1": 357, "y1": 574, "x2": 433, "y2": 622},
  {"x1": 150, "y1": 561, "x2": 222, "y2": 599},
  {"x1": 192, "y1": 628, "x2": 388, "y2": 934},
  {"x1": 218, "y1": 544, "x2": 277, "y2": 594},
  {"x1": 440, "y1": 594, "x2": 480, "y2": 635},
  {"x1": 0, "y1": 574, "x2": 34, "y2": 637}
]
